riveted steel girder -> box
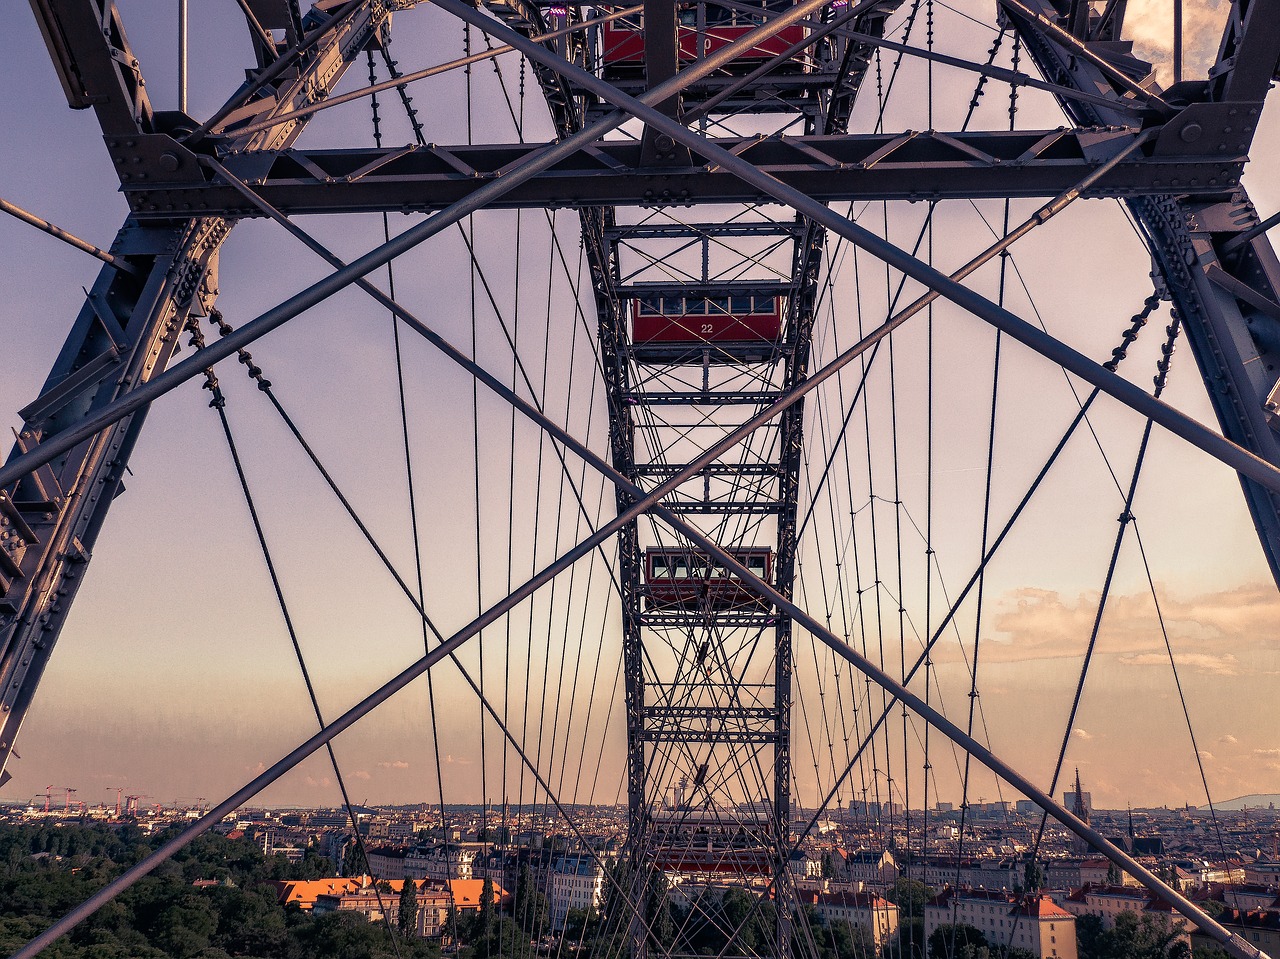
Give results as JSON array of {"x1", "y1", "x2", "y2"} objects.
[
  {"x1": 0, "y1": 0, "x2": 394, "y2": 786},
  {"x1": 1008, "y1": 0, "x2": 1280, "y2": 586},
  {"x1": 117, "y1": 127, "x2": 1245, "y2": 218}
]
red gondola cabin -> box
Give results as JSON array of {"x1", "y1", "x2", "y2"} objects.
[
  {"x1": 645, "y1": 548, "x2": 773, "y2": 610},
  {"x1": 601, "y1": 2, "x2": 806, "y2": 67},
  {"x1": 632, "y1": 295, "x2": 783, "y2": 345}
]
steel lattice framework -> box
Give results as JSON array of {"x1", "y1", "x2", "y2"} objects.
[{"x1": 2, "y1": 1, "x2": 1280, "y2": 958}]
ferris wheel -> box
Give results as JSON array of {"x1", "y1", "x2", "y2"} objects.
[{"x1": 1, "y1": 1, "x2": 1278, "y2": 957}]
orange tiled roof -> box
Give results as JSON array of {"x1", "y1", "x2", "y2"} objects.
[
  {"x1": 276, "y1": 875, "x2": 511, "y2": 911},
  {"x1": 1015, "y1": 895, "x2": 1074, "y2": 919},
  {"x1": 273, "y1": 877, "x2": 369, "y2": 909},
  {"x1": 447, "y1": 878, "x2": 511, "y2": 908}
]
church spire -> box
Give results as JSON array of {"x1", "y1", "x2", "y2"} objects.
[{"x1": 1072, "y1": 768, "x2": 1089, "y2": 824}]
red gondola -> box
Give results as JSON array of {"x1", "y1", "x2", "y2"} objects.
[
  {"x1": 601, "y1": 2, "x2": 806, "y2": 67},
  {"x1": 632, "y1": 294, "x2": 783, "y2": 345},
  {"x1": 644, "y1": 547, "x2": 773, "y2": 610}
]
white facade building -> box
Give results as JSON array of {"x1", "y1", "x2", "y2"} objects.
[
  {"x1": 924, "y1": 888, "x2": 1077, "y2": 959},
  {"x1": 550, "y1": 855, "x2": 606, "y2": 930}
]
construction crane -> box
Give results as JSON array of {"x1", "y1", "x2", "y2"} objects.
[
  {"x1": 105, "y1": 787, "x2": 123, "y2": 818},
  {"x1": 63, "y1": 786, "x2": 76, "y2": 812}
]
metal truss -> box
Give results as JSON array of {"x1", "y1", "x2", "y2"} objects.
[
  {"x1": 0, "y1": 0, "x2": 396, "y2": 786},
  {"x1": 475, "y1": 2, "x2": 902, "y2": 956},
  {"x1": 112, "y1": 127, "x2": 1245, "y2": 217},
  {"x1": 1003, "y1": 0, "x2": 1280, "y2": 584}
]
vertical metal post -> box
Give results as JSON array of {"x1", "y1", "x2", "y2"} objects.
[
  {"x1": 1173, "y1": 0, "x2": 1182, "y2": 83},
  {"x1": 179, "y1": 0, "x2": 188, "y2": 112}
]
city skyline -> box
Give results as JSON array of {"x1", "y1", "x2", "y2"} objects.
[{"x1": 1, "y1": 0, "x2": 1277, "y2": 827}]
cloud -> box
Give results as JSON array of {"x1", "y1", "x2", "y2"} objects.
[
  {"x1": 1122, "y1": 0, "x2": 1231, "y2": 81},
  {"x1": 1252, "y1": 748, "x2": 1280, "y2": 759},
  {"x1": 965, "y1": 582, "x2": 1280, "y2": 667},
  {"x1": 245, "y1": 761, "x2": 267, "y2": 774},
  {"x1": 352, "y1": 770, "x2": 371, "y2": 781},
  {"x1": 1073, "y1": 728, "x2": 1094, "y2": 741},
  {"x1": 446, "y1": 754, "x2": 474, "y2": 766},
  {"x1": 378, "y1": 760, "x2": 410, "y2": 770},
  {"x1": 1220, "y1": 735, "x2": 1239, "y2": 745},
  {"x1": 1119, "y1": 652, "x2": 1239, "y2": 675},
  {"x1": 304, "y1": 776, "x2": 333, "y2": 788},
  {"x1": 1197, "y1": 751, "x2": 1214, "y2": 762}
]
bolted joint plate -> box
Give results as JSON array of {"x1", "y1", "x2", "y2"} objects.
[
  {"x1": 1153, "y1": 101, "x2": 1266, "y2": 158},
  {"x1": 105, "y1": 134, "x2": 204, "y2": 187}
]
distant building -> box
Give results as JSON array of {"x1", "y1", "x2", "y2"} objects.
[
  {"x1": 274, "y1": 874, "x2": 505, "y2": 928},
  {"x1": 273, "y1": 876, "x2": 372, "y2": 911},
  {"x1": 1245, "y1": 862, "x2": 1280, "y2": 889},
  {"x1": 261, "y1": 830, "x2": 305, "y2": 863},
  {"x1": 445, "y1": 877, "x2": 510, "y2": 914},
  {"x1": 1068, "y1": 771, "x2": 1092, "y2": 856},
  {"x1": 313, "y1": 879, "x2": 451, "y2": 937},
  {"x1": 1205, "y1": 884, "x2": 1280, "y2": 912},
  {"x1": 549, "y1": 855, "x2": 606, "y2": 929},
  {"x1": 405, "y1": 845, "x2": 474, "y2": 881},
  {"x1": 366, "y1": 844, "x2": 474, "y2": 881},
  {"x1": 1193, "y1": 908, "x2": 1280, "y2": 957},
  {"x1": 970, "y1": 858, "x2": 1021, "y2": 891},
  {"x1": 811, "y1": 891, "x2": 899, "y2": 949},
  {"x1": 925, "y1": 888, "x2": 1077, "y2": 959},
  {"x1": 788, "y1": 848, "x2": 822, "y2": 880},
  {"x1": 844, "y1": 849, "x2": 899, "y2": 888},
  {"x1": 1061, "y1": 883, "x2": 1190, "y2": 950}
]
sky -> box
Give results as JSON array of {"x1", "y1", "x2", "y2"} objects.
[{"x1": 0, "y1": 0, "x2": 1277, "y2": 819}]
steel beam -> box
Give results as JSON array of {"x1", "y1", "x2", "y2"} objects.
[
  {"x1": 121, "y1": 128, "x2": 1244, "y2": 217},
  {"x1": 27, "y1": 0, "x2": 152, "y2": 135},
  {"x1": 0, "y1": 0, "x2": 393, "y2": 784},
  {"x1": 1010, "y1": 0, "x2": 1280, "y2": 584}
]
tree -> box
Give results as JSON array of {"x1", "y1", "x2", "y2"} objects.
[
  {"x1": 341, "y1": 837, "x2": 366, "y2": 878},
  {"x1": 821, "y1": 851, "x2": 836, "y2": 880},
  {"x1": 927, "y1": 922, "x2": 987, "y2": 959},
  {"x1": 513, "y1": 864, "x2": 548, "y2": 935},
  {"x1": 400, "y1": 878, "x2": 420, "y2": 939},
  {"x1": 479, "y1": 876, "x2": 496, "y2": 940},
  {"x1": 1193, "y1": 946, "x2": 1232, "y2": 959},
  {"x1": 885, "y1": 877, "x2": 933, "y2": 958},
  {"x1": 1075, "y1": 910, "x2": 1192, "y2": 959},
  {"x1": 1106, "y1": 862, "x2": 1123, "y2": 886},
  {"x1": 887, "y1": 877, "x2": 934, "y2": 915},
  {"x1": 644, "y1": 869, "x2": 674, "y2": 949},
  {"x1": 1023, "y1": 858, "x2": 1044, "y2": 893}
]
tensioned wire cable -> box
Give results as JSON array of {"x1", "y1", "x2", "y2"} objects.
[
  {"x1": 1005, "y1": 307, "x2": 1184, "y2": 954},
  {"x1": 789, "y1": 21, "x2": 1013, "y2": 846},
  {"x1": 190, "y1": 314, "x2": 406, "y2": 957},
  {"x1": 788, "y1": 20, "x2": 1152, "y2": 891},
  {"x1": 778, "y1": 0, "x2": 942, "y2": 855},
  {"x1": 365, "y1": 48, "x2": 461, "y2": 941},
  {"x1": 948, "y1": 40, "x2": 1023, "y2": 949},
  {"x1": 377, "y1": 26, "x2": 630, "y2": 870},
  {"x1": 370, "y1": 38, "x2": 620, "y2": 947}
]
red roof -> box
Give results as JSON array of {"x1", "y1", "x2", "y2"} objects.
[{"x1": 1015, "y1": 895, "x2": 1074, "y2": 920}]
